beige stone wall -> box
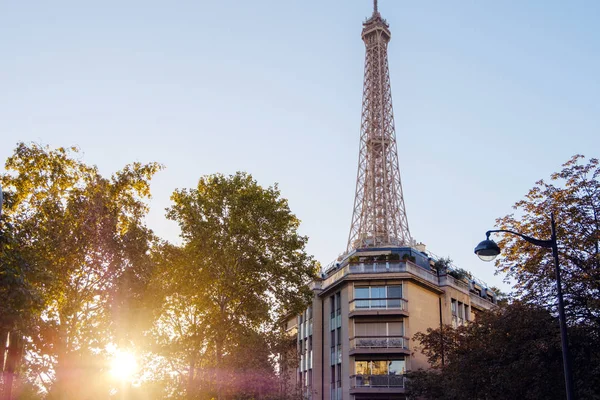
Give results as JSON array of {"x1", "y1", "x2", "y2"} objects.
[{"x1": 403, "y1": 281, "x2": 442, "y2": 371}]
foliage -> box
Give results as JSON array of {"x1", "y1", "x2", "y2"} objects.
[
  {"x1": 431, "y1": 257, "x2": 453, "y2": 275},
  {"x1": 446, "y1": 267, "x2": 471, "y2": 282},
  {"x1": 408, "y1": 302, "x2": 567, "y2": 400},
  {"x1": 148, "y1": 172, "x2": 316, "y2": 399},
  {"x1": 495, "y1": 155, "x2": 600, "y2": 328},
  {"x1": 1, "y1": 142, "x2": 161, "y2": 398}
]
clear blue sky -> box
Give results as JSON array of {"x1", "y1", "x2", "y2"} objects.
[{"x1": 1, "y1": 0, "x2": 599, "y2": 291}]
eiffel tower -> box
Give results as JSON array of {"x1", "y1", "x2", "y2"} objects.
[{"x1": 347, "y1": 0, "x2": 412, "y2": 251}]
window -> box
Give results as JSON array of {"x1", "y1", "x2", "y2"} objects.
[
  {"x1": 451, "y1": 299, "x2": 457, "y2": 316},
  {"x1": 371, "y1": 286, "x2": 385, "y2": 308},
  {"x1": 389, "y1": 360, "x2": 406, "y2": 375},
  {"x1": 355, "y1": 361, "x2": 369, "y2": 375},
  {"x1": 355, "y1": 287, "x2": 369, "y2": 308},
  {"x1": 354, "y1": 359, "x2": 406, "y2": 375},
  {"x1": 354, "y1": 285, "x2": 404, "y2": 309},
  {"x1": 387, "y1": 286, "x2": 403, "y2": 308}
]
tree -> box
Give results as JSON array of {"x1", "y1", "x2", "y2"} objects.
[
  {"x1": 0, "y1": 207, "x2": 42, "y2": 399},
  {"x1": 495, "y1": 155, "x2": 599, "y2": 328},
  {"x1": 149, "y1": 172, "x2": 316, "y2": 399},
  {"x1": 1, "y1": 142, "x2": 162, "y2": 398},
  {"x1": 408, "y1": 302, "x2": 566, "y2": 400},
  {"x1": 493, "y1": 154, "x2": 600, "y2": 398}
]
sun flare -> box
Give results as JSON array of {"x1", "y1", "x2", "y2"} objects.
[{"x1": 110, "y1": 350, "x2": 137, "y2": 381}]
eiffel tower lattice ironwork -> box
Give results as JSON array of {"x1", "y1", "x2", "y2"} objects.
[{"x1": 347, "y1": 1, "x2": 412, "y2": 251}]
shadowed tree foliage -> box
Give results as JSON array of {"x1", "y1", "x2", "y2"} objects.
[
  {"x1": 1, "y1": 142, "x2": 162, "y2": 399},
  {"x1": 408, "y1": 302, "x2": 566, "y2": 400},
  {"x1": 148, "y1": 172, "x2": 316, "y2": 399}
]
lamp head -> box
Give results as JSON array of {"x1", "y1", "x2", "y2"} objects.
[{"x1": 474, "y1": 233, "x2": 501, "y2": 262}]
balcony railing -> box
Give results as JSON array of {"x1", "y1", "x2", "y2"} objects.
[
  {"x1": 351, "y1": 374, "x2": 405, "y2": 388},
  {"x1": 349, "y1": 297, "x2": 408, "y2": 312},
  {"x1": 439, "y1": 274, "x2": 469, "y2": 292},
  {"x1": 321, "y1": 261, "x2": 439, "y2": 290},
  {"x1": 350, "y1": 336, "x2": 409, "y2": 350},
  {"x1": 470, "y1": 292, "x2": 496, "y2": 309}
]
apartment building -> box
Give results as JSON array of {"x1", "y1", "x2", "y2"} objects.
[{"x1": 286, "y1": 246, "x2": 496, "y2": 400}]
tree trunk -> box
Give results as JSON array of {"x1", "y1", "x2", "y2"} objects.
[
  {"x1": 0, "y1": 328, "x2": 7, "y2": 378},
  {"x1": 1, "y1": 331, "x2": 21, "y2": 400},
  {"x1": 215, "y1": 338, "x2": 223, "y2": 400},
  {"x1": 186, "y1": 356, "x2": 195, "y2": 399}
]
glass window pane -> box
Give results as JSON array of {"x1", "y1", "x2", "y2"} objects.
[
  {"x1": 388, "y1": 322, "x2": 403, "y2": 336},
  {"x1": 388, "y1": 285, "x2": 402, "y2": 299},
  {"x1": 355, "y1": 287, "x2": 370, "y2": 308},
  {"x1": 371, "y1": 287, "x2": 385, "y2": 308},
  {"x1": 355, "y1": 287, "x2": 369, "y2": 299},
  {"x1": 371, "y1": 287, "x2": 385, "y2": 298},
  {"x1": 389, "y1": 360, "x2": 405, "y2": 375},
  {"x1": 387, "y1": 286, "x2": 402, "y2": 308},
  {"x1": 371, "y1": 360, "x2": 388, "y2": 375},
  {"x1": 355, "y1": 361, "x2": 369, "y2": 375}
]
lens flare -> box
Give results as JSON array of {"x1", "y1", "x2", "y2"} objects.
[{"x1": 110, "y1": 350, "x2": 137, "y2": 381}]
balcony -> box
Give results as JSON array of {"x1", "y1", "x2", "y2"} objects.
[
  {"x1": 439, "y1": 273, "x2": 470, "y2": 293},
  {"x1": 349, "y1": 336, "x2": 410, "y2": 355},
  {"x1": 321, "y1": 261, "x2": 440, "y2": 290},
  {"x1": 349, "y1": 298, "x2": 408, "y2": 317},
  {"x1": 470, "y1": 292, "x2": 496, "y2": 311},
  {"x1": 350, "y1": 374, "x2": 405, "y2": 395}
]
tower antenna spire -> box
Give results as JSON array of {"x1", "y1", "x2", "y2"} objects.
[{"x1": 374, "y1": 0, "x2": 378, "y2": 13}]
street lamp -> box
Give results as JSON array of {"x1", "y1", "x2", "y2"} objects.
[{"x1": 474, "y1": 213, "x2": 575, "y2": 400}]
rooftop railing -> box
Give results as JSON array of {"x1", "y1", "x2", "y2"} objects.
[
  {"x1": 439, "y1": 273, "x2": 470, "y2": 291},
  {"x1": 321, "y1": 261, "x2": 439, "y2": 290}
]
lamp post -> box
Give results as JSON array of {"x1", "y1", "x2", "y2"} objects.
[{"x1": 474, "y1": 213, "x2": 574, "y2": 400}]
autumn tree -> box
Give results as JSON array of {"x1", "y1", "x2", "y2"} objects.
[
  {"x1": 149, "y1": 172, "x2": 316, "y2": 399},
  {"x1": 0, "y1": 143, "x2": 161, "y2": 399},
  {"x1": 408, "y1": 302, "x2": 566, "y2": 400},
  {"x1": 493, "y1": 154, "x2": 600, "y2": 398},
  {"x1": 495, "y1": 155, "x2": 599, "y2": 328}
]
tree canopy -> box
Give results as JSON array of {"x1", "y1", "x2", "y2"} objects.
[
  {"x1": 409, "y1": 155, "x2": 600, "y2": 400},
  {"x1": 408, "y1": 303, "x2": 566, "y2": 400},
  {"x1": 1, "y1": 143, "x2": 162, "y2": 399},
  {"x1": 146, "y1": 172, "x2": 317, "y2": 399},
  {"x1": 495, "y1": 155, "x2": 600, "y2": 328}
]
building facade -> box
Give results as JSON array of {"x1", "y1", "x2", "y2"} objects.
[
  {"x1": 287, "y1": 246, "x2": 496, "y2": 400},
  {"x1": 284, "y1": 3, "x2": 497, "y2": 399}
]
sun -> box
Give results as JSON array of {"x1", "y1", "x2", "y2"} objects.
[{"x1": 109, "y1": 350, "x2": 138, "y2": 381}]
